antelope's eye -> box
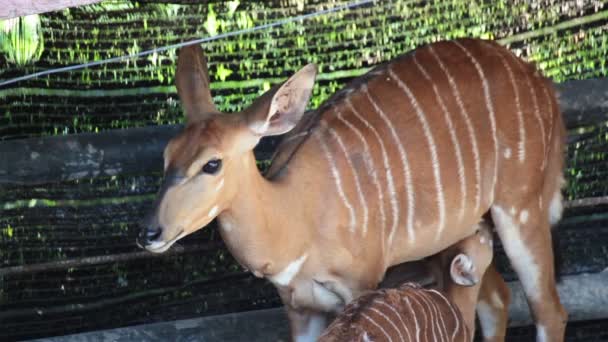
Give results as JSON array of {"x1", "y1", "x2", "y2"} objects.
[{"x1": 202, "y1": 159, "x2": 222, "y2": 174}]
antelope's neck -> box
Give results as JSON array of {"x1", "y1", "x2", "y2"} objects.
[{"x1": 217, "y1": 152, "x2": 313, "y2": 277}]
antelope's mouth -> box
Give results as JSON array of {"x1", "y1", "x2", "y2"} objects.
[{"x1": 144, "y1": 229, "x2": 186, "y2": 253}]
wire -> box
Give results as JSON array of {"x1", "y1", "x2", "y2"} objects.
[{"x1": 0, "y1": 0, "x2": 376, "y2": 88}]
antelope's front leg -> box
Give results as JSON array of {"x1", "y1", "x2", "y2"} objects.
[{"x1": 286, "y1": 307, "x2": 328, "y2": 342}]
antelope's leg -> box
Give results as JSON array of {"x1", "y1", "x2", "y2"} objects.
[
  {"x1": 491, "y1": 204, "x2": 567, "y2": 342},
  {"x1": 286, "y1": 307, "x2": 328, "y2": 342},
  {"x1": 476, "y1": 263, "x2": 510, "y2": 342}
]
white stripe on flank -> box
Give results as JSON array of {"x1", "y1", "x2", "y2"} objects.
[
  {"x1": 452, "y1": 40, "x2": 498, "y2": 202},
  {"x1": 361, "y1": 312, "x2": 393, "y2": 342},
  {"x1": 362, "y1": 89, "x2": 414, "y2": 246},
  {"x1": 346, "y1": 98, "x2": 402, "y2": 249},
  {"x1": 402, "y1": 297, "x2": 421, "y2": 341},
  {"x1": 428, "y1": 45, "x2": 482, "y2": 214},
  {"x1": 492, "y1": 47, "x2": 526, "y2": 163},
  {"x1": 526, "y1": 74, "x2": 546, "y2": 169},
  {"x1": 369, "y1": 306, "x2": 405, "y2": 342},
  {"x1": 511, "y1": 56, "x2": 548, "y2": 170},
  {"x1": 413, "y1": 54, "x2": 467, "y2": 222},
  {"x1": 314, "y1": 130, "x2": 357, "y2": 232},
  {"x1": 324, "y1": 121, "x2": 369, "y2": 236},
  {"x1": 541, "y1": 85, "x2": 555, "y2": 163},
  {"x1": 374, "y1": 300, "x2": 411, "y2": 341},
  {"x1": 337, "y1": 110, "x2": 382, "y2": 236},
  {"x1": 388, "y1": 66, "x2": 446, "y2": 241}
]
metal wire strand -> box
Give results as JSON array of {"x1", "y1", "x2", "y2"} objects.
[{"x1": 0, "y1": 0, "x2": 376, "y2": 88}]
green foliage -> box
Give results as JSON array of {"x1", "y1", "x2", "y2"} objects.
[
  {"x1": 0, "y1": 15, "x2": 44, "y2": 66},
  {"x1": 0, "y1": 1, "x2": 606, "y2": 139}
]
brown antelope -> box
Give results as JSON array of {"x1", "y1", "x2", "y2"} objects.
[
  {"x1": 138, "y1": 38, "x2": 567, "y2": 341},
  {"x1": 318, "y1": 221, "x2": 495, "y2": 342}
]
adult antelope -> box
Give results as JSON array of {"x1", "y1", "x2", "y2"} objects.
[
  {"x1": 319, "y1": 221, "x2": 495, "y2": 342},
  {"x1": 138, "y1": 38, "x2": 567, "y2": 341}
]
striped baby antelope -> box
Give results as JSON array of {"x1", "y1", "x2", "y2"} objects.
[
  {"x1": 138, "y1": 37, "x2": 566, "y2": 341},
  {"x1": 318, "y1": 222, "x2": 495, "y2": 342}
]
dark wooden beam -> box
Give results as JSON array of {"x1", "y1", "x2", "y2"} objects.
[
  {"x1": 1, "y1": 0, "x2": 103, "y2": 19},
  {"x1": 0, "y1": 78, "x2": 605, "y2": 185},
  {"x1": 0, "y1": 124, "x2": 280, "y2": 185}
]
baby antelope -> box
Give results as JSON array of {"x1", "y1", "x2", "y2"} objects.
[{"x1": 318, "y1": 222, "x2": 494, "y2": 342}]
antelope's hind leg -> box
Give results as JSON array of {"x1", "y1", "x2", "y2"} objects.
[{"x1": 490, "y1": 202, "x2": 566, "y2": 341}]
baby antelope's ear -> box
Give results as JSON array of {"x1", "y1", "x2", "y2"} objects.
[{"x1": 450, "y1": 253, "x2": 479, "y2": 286}]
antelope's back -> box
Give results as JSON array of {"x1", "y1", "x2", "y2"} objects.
[
  {"x1": 318, "y1": 283, "x2": 469, "y2": 342},
  {"x1": 268, "y1": 38, "x2": 562, "y2": 260}
]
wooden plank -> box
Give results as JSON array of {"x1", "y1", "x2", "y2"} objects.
[
  {"x1": 0, "y1": 78, "x2": 606, "y2": 185},
  {"x1": 0, "y1": 124, "x2": 280, "y2": 185},
  {"x1": 0, "y1": 0, "x2": 103, "y2": 19}
]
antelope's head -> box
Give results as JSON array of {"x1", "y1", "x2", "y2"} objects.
[
  {"x1": 137, "y1": 45, "x2": 316, "y2": 253},
  {"x1": 447, "y1": 220, "x2": 494, "y2": 287}
]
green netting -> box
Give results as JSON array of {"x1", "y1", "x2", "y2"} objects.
[{"x1": 1, "y1": 0, "x2": 607, "y2": 139}]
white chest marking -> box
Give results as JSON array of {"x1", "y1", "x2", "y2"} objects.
[
  {"x1": 269, "y1": 253, "x2": 308, "y2": 287},
  {"x1": 207, "y1": 205, "x2": 219, "y2": 218}
]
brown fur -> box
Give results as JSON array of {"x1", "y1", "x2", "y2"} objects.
[{"x1": 140, "y1": 38, "x2": 566, "y2": 341}]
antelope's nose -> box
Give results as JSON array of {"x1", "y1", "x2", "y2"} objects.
[{"x1": 136, "y1": 224, "x2": 163, "y2": 248}]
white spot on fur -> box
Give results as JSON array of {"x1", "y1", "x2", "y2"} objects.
[
  {"x1": 269, "y1": 253, "x2": 308, "y2": 287},
  {"x1": 491, "y1": 206, "x2": 540, "y2": 301},
  {"x1": 480, "y1": 235, "x2": 487, "y2": 244},
  {"x1": 519, "y1": 209, "x2": 529, "y2": 224},
  {"x1": 216, "y1": 178, "x2": 224, "y2": 191},
  {"x1": 504, "y1": 148, "x2": 512, "y2": 159},
  {"x1": 476, "y1": 300, "x2": 497, "y2": 339},
  {"x1": 207, "y1": 205, "x2": 219, "y2": 218},
  {"x1": 549, "y1": 191, "x2": 563, "y2": 225}
]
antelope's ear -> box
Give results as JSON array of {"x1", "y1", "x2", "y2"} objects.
[
  {"x1": 450, "y1": 254, "x2": 479, "y2": 287},
  {"x1": 245, "y1": 64, "x2": 317, "y2": 137},
  {"x1": 175, "y1": 45, "x2": 218, "y2": 123}
]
